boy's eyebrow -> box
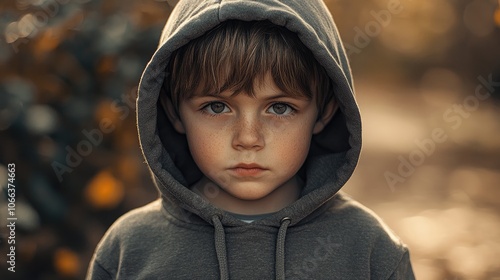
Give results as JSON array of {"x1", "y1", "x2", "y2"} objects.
[{"x1": 263, "y1": 93, "x2": 310, "y2": 101}]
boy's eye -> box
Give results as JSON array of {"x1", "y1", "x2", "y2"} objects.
[
  {"x1": 204, "y1": 102, "x2": 229, "y2": 114},
  {"x1": 267, "y1": 103, "x2": 294, "y2": 115}
]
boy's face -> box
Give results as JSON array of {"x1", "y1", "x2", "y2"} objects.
[{"x1": 164, "y1": 73, "x2": 333, "y2": 204}]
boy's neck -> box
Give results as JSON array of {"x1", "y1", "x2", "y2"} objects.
[{"x1": 190, "y1": 176, "x2": 302, "y2": 215}]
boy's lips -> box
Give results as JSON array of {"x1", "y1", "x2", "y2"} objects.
[{"x1": 229, "y1": 163, "x2": 268, "y2": 176}]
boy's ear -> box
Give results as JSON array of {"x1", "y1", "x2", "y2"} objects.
[
  {"x1": 313, "y1": 100, "x2": 338, "y2": 134},
  {"x1": 159, "y1": 94, "x2": 186, "y2": 134}
]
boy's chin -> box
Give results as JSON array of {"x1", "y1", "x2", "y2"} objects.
[{"x1": 221, "y1": 183, "x2": 277, "y2": 201}]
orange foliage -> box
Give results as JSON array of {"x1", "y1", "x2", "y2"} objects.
[
  {"x1": 495, "y1": 8, "x2": 500, "y2": 27},
  {"x1": 54, "y1": 248, "x2": 81, "y2": 277},
  {"x1": 85, "y1": 170, "x2": 124, "y2": 209}
]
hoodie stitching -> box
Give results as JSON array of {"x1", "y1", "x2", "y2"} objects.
[{"x1": 92, "y1": 258, "x2": 114, "y2": 279}]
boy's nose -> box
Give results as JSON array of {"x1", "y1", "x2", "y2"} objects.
[{"x1": 232, "y1": 116, "x2": 264, "y2": 150}]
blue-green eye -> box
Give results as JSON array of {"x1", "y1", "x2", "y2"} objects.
[
  {"x1": 267, "y1": 103, "x2": 294, "y2": 115},
  {"x1": 204, "y1": 102, "x2": 229, "y2": 114}
]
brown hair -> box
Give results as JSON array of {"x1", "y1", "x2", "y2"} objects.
[{"x1": 164, "y1": 20, "x2": 334, "y2": 117}]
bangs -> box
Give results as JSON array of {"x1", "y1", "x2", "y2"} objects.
[{"x1": 167, "y1": 20, "x2": 333, "y2": 114}]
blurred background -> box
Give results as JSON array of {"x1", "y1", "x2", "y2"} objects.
[{"x1": 0, "y1": 0, "x2": 499, "y2": 279}]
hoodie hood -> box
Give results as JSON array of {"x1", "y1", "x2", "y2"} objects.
[{"x1": 136, "y1": 0, "x2": 361, "y2": 228}]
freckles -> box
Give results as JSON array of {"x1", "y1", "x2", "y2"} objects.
[
  {"x1": 284, "y1": 126, "x2": 312, "y2": 159},
  {"x1": 186, "y1": 125, "x2": 217, "y2": 157},
  {"x1": 200, "y1": 132, "x2": 222, "y2": 152}
]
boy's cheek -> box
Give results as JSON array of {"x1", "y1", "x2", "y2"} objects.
[{"x1": 263, "y1": 122, "x2": 313, "y2": 142}]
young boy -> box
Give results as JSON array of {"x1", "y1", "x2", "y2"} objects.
[{"x1": 87, "y1": 0, "x2": 415, "y2": 279}]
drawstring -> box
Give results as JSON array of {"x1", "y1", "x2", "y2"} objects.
[
  {"x1": 275, "y1": 217, "x2": 291, "y2": 280},
  {"x1": 212, "y1": 215, "x2": 229, "y2": 280},
  {"x1": 211, "y1": 215, "x2": 291, "y2": 280}
]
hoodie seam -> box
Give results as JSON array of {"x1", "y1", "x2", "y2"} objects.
[
  {"x1": 385, "y1": 247, "x2": 410, "y2": 279},
  {"x1": 93, "y1": 258, "x2": 114, "y2": 279}
]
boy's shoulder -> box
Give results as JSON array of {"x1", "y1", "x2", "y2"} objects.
[
  {"x1": 307, "y1": 192, "x2": 411, "y2": 278},
  {"x1": 89, "y1": 199, "x2": 178, "y2": 275},
  {"x1": 107, "y1": 199, "x2": 166, "y2": 233},
  {"x1": 94, "y1": 199, "x2": 165, "y2": 247},
  {"x1": 92, "y1": 199, "x2": 206, "y2": 252},
  {"x1": 319, "y1": 192, "x2": 409, "y2": 267},
  {"x1": 322, "y1": 192, "x2": 405, "y2": 246}
]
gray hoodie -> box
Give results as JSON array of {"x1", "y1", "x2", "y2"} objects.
[{"x1": 86, "y1": 0, "x2": 415, "y2": 279}]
